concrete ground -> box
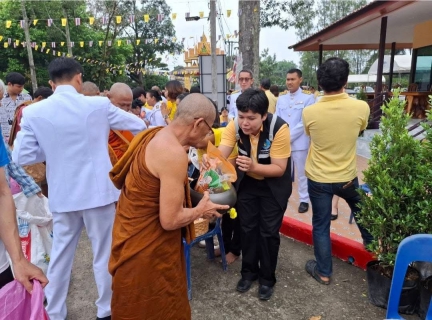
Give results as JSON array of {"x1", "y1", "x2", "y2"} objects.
[{"x1": 64, "y1": 231, "x2": 420, "y2": 320}]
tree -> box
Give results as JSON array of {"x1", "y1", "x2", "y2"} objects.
[{"x1": 259, "y1": 48, "x2": 297, "y2": 86}]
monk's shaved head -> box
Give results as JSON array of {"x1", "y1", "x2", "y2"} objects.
[
  {"x1": 107, "y1": 83, "x2": 133, "y2": 112},
  {"x1": 82, "y1": 81, "x2": 100, "y2": 96},
  {"x1": 175, "y1": 93, "x2": 216, "y2": 126}
]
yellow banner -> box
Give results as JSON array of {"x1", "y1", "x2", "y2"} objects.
[
  {"x1": 42, "y1": 42, "x2": 46, "y2": 47},
  {"x1": 61, "y1": 18, "x2": 67, "y2": 26},
  {"x1": 172, "y1": 13, "x2": 177, "y2": 20},
  {"x1": 136, "y1": 39, "x2": 140, "y2": 45},
  {"x1": 227, "y1": 10, "x2": 231, "y2": 17},
  {"x1": 6, "y1": 21, "x2": 11, "y2": 28},
  {"x1": 80, "y1": 41, "x2": 84, "y2": 47},
  {"x1": 144, "y1": 14, "x2": 149, "y2": 23},
  {"x1": 89, "y1": 17, "x2": 95, "y2": 25},
  {"x1": 199, "y1": 12, "x2": 204, "y2": 18},
  {"x1": 154, "y1": 39, "x2": 158, "y2": 44},
  {"x1": 3, "y1": 43, "x2": 8, "y2": 48},
  {"x1": 58, "y1": 52, "x2": 61, "y2": 56},
  {"x1": 116, "y1": 16, "x2": 121, "y2": 24},
  {"x1": 15, "y1": 40, "x2": 19, "y2": 46},
  {"x1": 46, "y1": 49, "x2": 50, "y2": 54},
  {"x1": 99, "y1": 41, "x2": 103, "y2": 46},
  {"x1": 33, "y1": 19, "x2": 38, "y2": 26},
  {"x1": 61, "y1": 42, "x2": 65, "y2": 47},
  {"x1": 117, "y1": 40, "x2": 121, "y2": 46}
]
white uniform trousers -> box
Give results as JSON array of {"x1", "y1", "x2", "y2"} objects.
[
  {"x1": 291, "y1": 149, "x2": 309, "y2": 203},
  {"x1": 45, "y1": 203, "x2": 115, "y2": 320}
]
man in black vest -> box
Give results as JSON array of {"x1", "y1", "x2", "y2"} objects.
[{"x1": 218, "y1": 88, "x2": 292, "y2": 300}]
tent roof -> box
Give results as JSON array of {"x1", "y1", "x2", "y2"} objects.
[
  {"x1": 289, "y1": 1, "x2": 431, "y2": 51},
  {"x1": 347, "y1": 74, "x2": 385, "y2": 83},
  {"x1": 368, "y1": 55, "x2": 412, "y2": 74}
]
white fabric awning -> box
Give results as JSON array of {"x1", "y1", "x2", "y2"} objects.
[
  {"x1": 368, "y1": 55, "x2": 412, "y2": 74},
  {"x1": 348, "y1": 74, "x2": 386, "y2": 83}
]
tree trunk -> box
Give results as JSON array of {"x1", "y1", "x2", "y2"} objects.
[
  {"x1": 21, "y1": 0, "x2": 38, "y2": 92},
  {"x1": 62, "y1": 5, "x2": 73, "y2": 56},
  {"x1": 238, "y1": 0, "x2": 260, "y2": 79}
]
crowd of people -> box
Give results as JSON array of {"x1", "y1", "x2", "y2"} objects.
[{"x1": 0, "y1": 56, "x2": 373, "y2": 319}]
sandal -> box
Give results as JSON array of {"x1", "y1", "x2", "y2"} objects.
[{"x1": 305, "y1": 260, "x2": 331, "y2": 285}]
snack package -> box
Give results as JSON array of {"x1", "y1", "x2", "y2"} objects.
[{"x1": 195, "y1": 141, "x2": 237, "y2": 194}]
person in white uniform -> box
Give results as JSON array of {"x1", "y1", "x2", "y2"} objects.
[
  {"x1": 275, "y1": 69, "x2": 315, "y2": 213},
  {"x1": 228, "y1": 69, "x2": 255, "y2": 119},
  {"x1": 12, "y1": 57, "x2": 146, "y2": 320}
]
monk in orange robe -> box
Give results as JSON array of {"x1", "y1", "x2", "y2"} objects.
[
  {"x1": 107, "y1": 83, "x2": 144, "y2": 163},
  {"x1": 109, "y1": 94, "x2": 228, "y2": 320}
]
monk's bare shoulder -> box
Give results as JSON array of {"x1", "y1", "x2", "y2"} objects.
[{"x1": 145, "y1": 129, "x2": 188, "y2": 178}]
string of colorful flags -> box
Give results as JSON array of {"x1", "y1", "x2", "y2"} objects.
[
  {"x1": 0, "y1": 40, "x2": 180, "y2": 76},
  {"x1": 3, "y1": 10, "x2": 239, "y2": 28}
]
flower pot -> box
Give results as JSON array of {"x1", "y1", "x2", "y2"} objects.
[
  {"x1": 418, "y1": 276, "x2": 432, "y2": 319},
  {"x1": 366, "y1": 260, "x2": 420, "y2": 315},
  {"x1": 189, "y1": 179, "x2": 237, "y2": 212}
]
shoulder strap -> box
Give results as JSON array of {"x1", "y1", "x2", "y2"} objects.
[
  {"x1": 112, "y1": 130, "x2": 131, "y2": 146},
  {"x1": 234, "y1": 117, "x2": 240, "y2": 141},
  {"x1": 268, "y1": 114, "x2": 277, "y2": 142}
]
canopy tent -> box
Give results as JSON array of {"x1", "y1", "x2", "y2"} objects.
[
  {"x1": 348, "y1": 74, "x2": 385, "y2": 83},
  {"x1": 368, "y1": 55, "x2": 412, "y2": 75}
]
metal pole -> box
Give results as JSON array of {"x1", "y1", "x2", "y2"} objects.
[
  {"x1": 210, "y1": 0, "x2": 218, "y2": 104},
  {"x1": 318, "y1": 44, "x2": 323, "y2": 66},
  {"x1": 376, "y1": 17, "x2": 387, "y2": 96}
]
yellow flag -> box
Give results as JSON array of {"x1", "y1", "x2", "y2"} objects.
[
  {"x1": 172, "y1": 37, "x2": 176, "y2": 42},
  {"x1": 3, "y1": 43, "x2": 8, "y2": 48},
  {"x1": 89, "y1": 17, "x2": 95, "y2": 25},
  {"x1": 119, "y1": 70, "x2": 123, "y2": 75},
  {"x1": 116, "y1": 16, "x2": 121, "y2": 24},
  {"x1": 226, "y1": 34, "x2": 230, "y2": 39},
  {"x1": 61, "y1": 18, "x2": 67, "y2": 26},
  {"x1": 0, "y1": 36, "x2": 3, "y2": 41},
  {"x1": 6, "y1": 21, "x2": 11, "y2": 28},
  {"x1": 199, "y1": 12, "x2": 204, "y2": 18},
  {"x1": 35, "y1": 45, "x2": 39, "y2": 50},
  {"x1": 99, "y1": 41, "x2": 103, "y2": 47},
  {"x1": 42, "y1": 42, "x2": 46, "y2": 47},
  {"x1": 80, "y1": 41, "x2": 84, "y2": 47},
  {"x1": 46, "y1": 49, "x2": 50, "y2": 54},
  {"x1": 61, "y1": 42, "x2": 65, "y2": 47},
  {"x1": 117, "y1": 40, "x2": 121, "y2": 46},
  {"x1": 136, "y1": 39, "x2": 140, "y2": 45},
  {"x1": 154, "y1": 39, "x2": 159, "y2": 44},
  {"x1": 33, "y1": 19, "x2": 38, "y2": 26},
  {"x1": 172, "y1": 13, "x2": 177, "y2": 20},
  {"x1": 149, "y1": 58, "x2": 153, "y2": 62},
  {"x1": 67, "y1": 54, "x2": 71, "y2": 57},
  {"x1": 227, "y1": 10, "x2": 231, "y2": 17},
  {"x1": 58, "y1": 52, "x2": 61, "y2": 56},
  {"x1": 144, "y1": 14, "x2": 149, "y2": 23},
  {"x1": 15, "y1": 40, "x2": 19, "y2": 46}
]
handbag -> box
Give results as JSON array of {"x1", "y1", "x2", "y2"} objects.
[{"x1": 22, "y1": 163, "x2": 46, "y2": 184}]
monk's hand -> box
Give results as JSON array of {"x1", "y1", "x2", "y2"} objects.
[
  {"x1": 199, "y1": 191, "x2": 228, "y2": 219},
  {"x1": 236, "y1": 155, "x2": 253, "y2": 172},
  {"x1": 200, "y1": 154, "x2": 211, "y2": 171},
  {"x1": 160, "y1": 102, "x2": 168, "y2": 117}
]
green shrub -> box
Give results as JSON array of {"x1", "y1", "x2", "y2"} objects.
[{"x1": 358, "y1": 90, "x2": 432, "y2": 266}]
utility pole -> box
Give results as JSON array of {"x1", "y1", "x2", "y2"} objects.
[
  {"x1": 210, "y1": 0, "x2": 217, "y2": 103},
  {"x1": 21, "y1": 0, "x2": 38, "y2": 92}
]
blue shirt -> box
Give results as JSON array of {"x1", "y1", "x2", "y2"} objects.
[{"x1": 0, "y1": 137, "x2": 9, "y2": 167}]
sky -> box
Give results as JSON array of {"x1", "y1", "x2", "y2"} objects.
[{"x1": 164, "y1": 0, "x2": 300, "y2": 69}]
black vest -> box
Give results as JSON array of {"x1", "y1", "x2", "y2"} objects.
[{"x1": 235, "y1": 113, "x2": 292, "y2": 210}]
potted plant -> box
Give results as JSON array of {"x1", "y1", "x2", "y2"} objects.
[
  {"x1": 356, "y1": 88, "x2": 368, "y2": 101},
  {"x1": 358, "y1": 91, "x2": 432, "y2": 314}
]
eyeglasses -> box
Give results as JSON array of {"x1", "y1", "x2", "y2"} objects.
[
  {"x1": 238, "y1": 77, "x2": 252, "y2": 82},
  {"x1": 194, "y1": 117, "x2": 213, "y2": 136}
]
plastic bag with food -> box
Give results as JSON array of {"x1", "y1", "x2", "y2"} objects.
[{"x1": 195, "y1": 141, "x2": 237, "y2": 194}]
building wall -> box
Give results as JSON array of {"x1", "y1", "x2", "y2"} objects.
[{"x1": 413, "y1": 20, "x2": 432, "y2": 49}]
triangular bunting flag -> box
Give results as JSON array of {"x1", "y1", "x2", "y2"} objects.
[
  {"x1": 80, "y1": 41, "x2": 84, "y2": 47},
  {"x1": 144, "y1": 15, "x2": 149, "y2": 23},
  {"x1": 42, "y1": 42, "x2": 46, "y2": 47},
  {"x1": 99, "y1": 41, "x2": 103, "y2": 46},
  {"x1": 116, "y1": 16, "x2": 121, "y2": 24},
  {"x1": 33, "y1": 19, "x2": 38, "y2": 26},
  {"x1": 89, "y1": 17, "x2": 95, "y2": 25},
  {"x1": 61, "y1": 18, "x2": 67, "y2": 26},
  {"x1": 6, "y1": 21, "x2": 11, "y2": 28},
  {"x1": 136, "y1": 39, "x2": 140, "y2": 45},
  {"x1": 117, "y1": 40, "x2": 121, "y2": 46},
  {"x1": 61, "y1": 42, "x2": 65, "y2": 46}
]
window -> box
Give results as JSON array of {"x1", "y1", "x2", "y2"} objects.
[{"x1": 414, "y1": 45, "x2": 432, "y2": 91}]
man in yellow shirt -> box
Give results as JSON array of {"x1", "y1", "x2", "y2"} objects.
[
  {"x1": 302, "y1": 57, "x2": 373, "y2": 285},
  {"x1": 260, "y1": 79, "x2": 278, "y2": 114},
  {"x1": 219, "y1": 88, "x2": 291, "y2": 301}
]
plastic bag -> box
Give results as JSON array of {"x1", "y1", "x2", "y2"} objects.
[
  {"x1": 0, "y1": 280, "x2": 49, "y2": 320},
  {"x1": 12, "y1": 193, "x2": 53, "y2": 275},
  {"x1": 195, "y1": 141, "x2": 237, "y2": 194}
]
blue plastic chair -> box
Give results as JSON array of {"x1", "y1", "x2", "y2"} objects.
[
  {"x1": 386, "y1": 234, "x2": 432, "y2": 320},
  {"x1": 182, "y1": 217, "x2": 227, "y2": 300}
]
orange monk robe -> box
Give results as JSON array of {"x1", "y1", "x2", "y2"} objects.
[
  {"x1": 109, "y1": 127, "x2": 195, "y2": 320},
  {"x1": 108, "y1": 130, "x2": 134, "y2": 161}
]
